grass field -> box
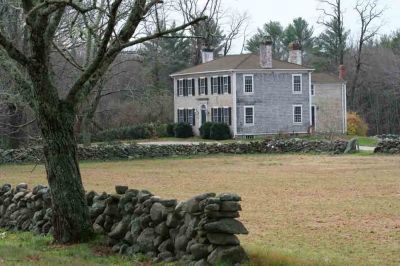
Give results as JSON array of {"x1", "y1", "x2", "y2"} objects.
[{"x1": 1, "y1": 154, "x2": 399, "y2": 265}]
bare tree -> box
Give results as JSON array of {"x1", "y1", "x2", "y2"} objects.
[
  {"x1": 0, "y1": 0, "x2": 207, "y2": 244},
  {"x1": 349, "y1": 0, "x2": 384, "y2": 109}
]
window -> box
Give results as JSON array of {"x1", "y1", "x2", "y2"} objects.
[
  {"x1": 292, "y1": 74, "x2": 302, "y2": 94},
  {"x1": 244, "y1": 75, "x2": 254, "y2": 94},
  {"x1": 311, "y1": 84, "x2": 315, "y2": 96},
  {"x1": 187, "y1": 109, "x2": 194, "y2": 125},
  {"x1": 178, "y1": 79, "x2": 184, "y2": 96},
  {"x1": 199, "y1": 78, "x2": 206, "y2": 95},
  {"x1": 223, "y1": 76, "x2": 229, "y2": 94},
  {"x1": 187, "y1": 79, "x2": 193, "y2": 96},
  {"x1": 293, "y1": 105, "x2": 302, "y2": 124},
  {"x1": 244, "y1": 106, "x2": 254, "y2": 125},
  {"x1": 177, "y1": 108, "x2": 195, "y2": 125},
  {"x1": 223, "y1": 107, "x2": 230, "y2": 124},
  {"x1": 211, "y1": 107, "x2": 232, "y2": 125},
  {"x1": 212, "y1": 77, "x2": 219, "y2": 94},
  {"x1": 178, "y1": 109, "x2": 185, "y2": 123}
]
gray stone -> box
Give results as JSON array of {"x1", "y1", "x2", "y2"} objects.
[
  {"x1": 115, "y1": 185, "x2": 128, "y2": 195},
  {"x1": 190, "y1": 243, "x2": 209, "y2": 260},
  {"x1": 207, "y1": 233, "x2": 240, "y2": 245},
  {"x1": 204, "y1": 219, "x2": 248, "y2": 234},
  {"x1": 207, "y1": 245, "x2": 248, "y2": 264},
  {"x1": 166, "y1": 212, "x2": 180, "y2": 228},
  {"x1": 205, "y1": 204, "x2": 220, "y2": 211},
  {"x1": 205, "y1": 211, "x2": 240, "y2": 219},
  {"x1": 158, "y1": 251, "x2": 174, "y2": 261},
  {"x1": 174, "y1": 234, "x2": 189, "y2": 251},
  {"x1": 218, "y1": 193, "x2": 241, "y2": 202},
  {"x1": 158, "y1": 239, "x2": 174, "y2": 252},
  {"x1": 150, "y1": 202, "x2": 166, "y2": 223},
  {"x1": 155, "y1": 222, "x2": 169, "y2": 237},
  {"x1": 220, "y1": 201, "x2": 241, "y2": 212},
  {"x1": 16, "y1": 183, "x2": 28, "y2": 192},
  {"x1": 344, "y1": 138, "x2": 359, "y2": 154},
  {"x1": 93, "y1": 223, "x2": 105, "y2": 234},
  {"x1": 137, "y1": 228, "x2": 156, "y2": 253},
  {"x1": 108, "y1": 218, "x2": 130, "y2": 239}
]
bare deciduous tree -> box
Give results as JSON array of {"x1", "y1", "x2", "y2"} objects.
[{"x1": 0, "y1": 0, "x2": 207, "y2": 244}]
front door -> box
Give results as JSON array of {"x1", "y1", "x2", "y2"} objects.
[{"x1": 201, "y1": 105, "x2": 207, "y2": 125}]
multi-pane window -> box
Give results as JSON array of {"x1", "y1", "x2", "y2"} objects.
[
  {"x1": 178, "y1": 109, "x2": 185, "y2": 123},
  {"x1": 177, "y1": 108, "x2": 196, "y2": 125},
  {"x1": 199, "y1": 78, "x2": 206, "y2": 95},
  {"x1": 178, "y1": 79, "x2": 184, "y2": 96},
  {"x1": 212, "y1": 77, "x2": 219, "y2": 94},
  {"x1": 244, "y1": 75, "x2": 253, "y2": 93},
  {"x1": 187, "y1": 79, "x2": 193, "y2": 96},
  {"x1": 223, "y1": 108, "x2": 230, "y2": 124},
  {"x1": 293, "y1": 74, "x2": 302, "y2": 93},
  {"x1": 211, "y1": 107, "x2": 231, "y2": 125},
  {"x1": 223, "y1": 76, "x2": 229, "y2": 94},
  {"x1": 244, "y1": 106, "x2": 254, "y2": 125},
  {"x1": 293, "y1": 105, "x2": 302, "y2": 123},
  {"x1": 311, "y1": 84, "x2": 315, "y2": 96}
]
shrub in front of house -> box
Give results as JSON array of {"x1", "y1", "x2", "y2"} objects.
[
  {"x1": 166, "y1": 123, "x2": 176, "y2": 137},
  {"x1": 347, "y1": 112, "x2": 368, "y2": 136},
  {"x1": 210, "y1": 123, "x2": 232, "y2": 140},
  {"x1": 199, "y1": 122, "x2": 213, "y2": 139},
  {"x1": 92, "y1": 123, "x2": 168, "y2": 142},
  {"x1": 174, "y1": 123, "x2": 194, "y2": 138}
]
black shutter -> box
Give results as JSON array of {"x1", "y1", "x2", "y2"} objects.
[
  {"x1": 205, "y1": 78, "x2": 208, "y2": 95},
  {"x1": 177, "y1": 109, "x2": 180, "y2": 123},
  {"x1": 217, "y1": 108, "x2": 222, "y2": 123},
  {"x1": 183, "y1": 109, "x2": 187, "y2": 123},
  {"x1": 176, "y1": 80, "x2": 179, "y2": 96},
  {"x1": 210, "y1": 77, "x2": 214, "y2": 94},
  {"x1": 228, "y1": 107, "x2": 232, "y2": 125},
  {"x1": 183, "y1": 79, "x2": 186, "y2": 96},
  {"x1": 228, "y1": 76, "x2": 231, "y2": 94},
  {"x1": 217, "y1": 77, "x2": 222, "y2": 94},
  {"x1": 192, "y1": 79, "x2": 195, "y2": 96},
  {"x1": 192, "y1": 108, "x2": 196, "y2": 126}
]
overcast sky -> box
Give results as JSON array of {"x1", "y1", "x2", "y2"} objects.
[{"x1": 224, "y1": 0, "x2": 400, "y2": 53}]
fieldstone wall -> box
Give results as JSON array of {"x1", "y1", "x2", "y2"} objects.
[
  {"x1": 0, "y1": 139, "x2": 348, "y2": 164},
  {"x1": 374, "y1": 140, "x2": 400, "y2": 154},
  {"x1": 0, "y1": 183, "x2": 248, "y2": 265}
]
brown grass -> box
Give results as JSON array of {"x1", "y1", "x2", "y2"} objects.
[{"x1": 1, "y1": 154, "x2": 399, "y2": 265}]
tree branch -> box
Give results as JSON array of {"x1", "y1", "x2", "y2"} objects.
[{"x1": 0, "y1": 31, "x2": 30, "y2": 67}]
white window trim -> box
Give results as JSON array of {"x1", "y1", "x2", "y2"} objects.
[
  {"x1": 212, "y1": 76, "x2": 219, "y2": 94},
  {"x1": 293, "y1": 104, "x2": 303, "y2": 124},
  {"x1": 187, "y1": 78, "x2": 194, "y2": 96},
  {"x1": 199, "y1": 77, "x2": 206, "y2": 95},
  {"x1": 178, "y1": 79, "x2": 184, "y2": 96},
  {"x1": 243, "y1": 74, "x2": 254, "y2": 95},
  {"x1": 244, "y1": 105, "x2": 255, "y2": 126},
  {"x1": 223, "y1": 75, "x2": 229, "y2": 94},
  {"x1": 292, "y1": 74, "x2": 302, "y2": 94}
]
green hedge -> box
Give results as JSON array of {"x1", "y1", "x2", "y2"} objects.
[
  {"x1": 210, "y1": 123, "x2": 231, "y2": 140},
  {"x1": 174, "y1": 123, "x2": 194, "y2": 138},
  {"x1": 199, "y1": 122, "x2": 213, "y2": 139},
  {"x1": 92, "y1": 123, "x2": 168, "y2": 142}
]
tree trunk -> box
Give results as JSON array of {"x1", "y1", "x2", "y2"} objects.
[{"x1": 38, "y1": 101, "x2": 92, "y2": 243}]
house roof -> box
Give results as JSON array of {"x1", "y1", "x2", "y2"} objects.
[
  {"x1": 171, "y1": 54, "x2": 313, "y2": 76},
  {"x1": 312, "y1": 73, "x2": 345, "y2": 84}
]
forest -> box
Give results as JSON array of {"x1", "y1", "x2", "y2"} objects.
[{"x1": 1, "y1": 0, "x2": 399, "y2": 149}]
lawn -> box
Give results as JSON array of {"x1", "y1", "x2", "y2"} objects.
[{"x1": 1, "y1": 154, "x2": 399, "y2": 265}]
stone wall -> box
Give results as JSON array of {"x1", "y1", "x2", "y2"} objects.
[
  {"x1": 0, "y1": 183, "x2": 248, "y2": 265},
  {"x1": 374, "y1": 140, "x2": 400, "y2": 154},
  {"x1": 0, "y1": 139, "x2": 348, "y2": 164}
]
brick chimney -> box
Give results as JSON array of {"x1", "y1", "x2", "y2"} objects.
[
  {"x1": 260, "y1": 38, "x2": 273, "y2": 68},
  {"x1": 339, "y1": 65, "x2": 346, "y2": 80},
  {"x1": 288, "y1": 42, "x2": 302, "y2": 65},
  {"x1": 201, "y1": 48, "x2": 214, "y2": 64}
]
